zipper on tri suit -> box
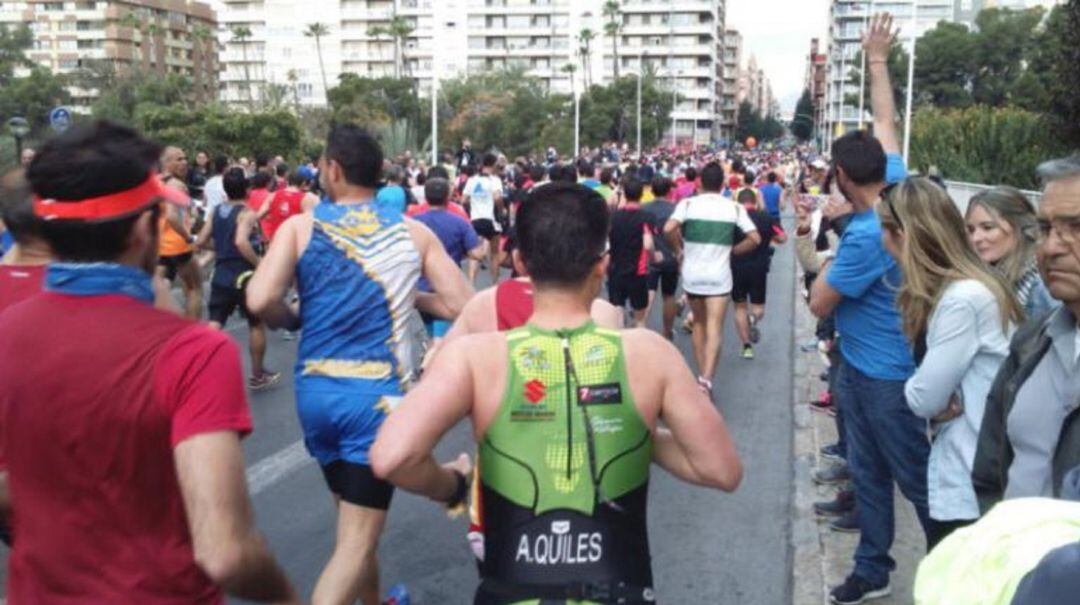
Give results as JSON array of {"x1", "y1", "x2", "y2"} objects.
[{"x1": 561, "y1": 337, "x2": 574, "y2": 482}]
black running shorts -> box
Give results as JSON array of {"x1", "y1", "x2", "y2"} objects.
[
  {"x1": 608, "y1": 274, "x2": 649, "y2": 311},
  {"x1": 320, "y1": 461, "x2": 395, "y2": 510}
]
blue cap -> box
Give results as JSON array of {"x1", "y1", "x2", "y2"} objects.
[{"x1": 297, "y1": 166, "x2": 316, "y2": 182}]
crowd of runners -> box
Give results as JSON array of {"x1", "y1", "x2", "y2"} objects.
[{"x1": 0, "y1": 11, "x2": 1079, "y2": 605}]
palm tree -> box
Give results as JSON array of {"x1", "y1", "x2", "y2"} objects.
[
  {"x1": 561, "y1": 62, "x2": 577, "y2": 99},
  {"x1": 366, "y1": 24, "x2": 390, "y2": 75},
  {"x1": 191, "y1": 25, "x2": 212, "y2": 102},
  {"x1": 387, "y1": 17, "x2": 415, "y2": 80},
  {"x1": 286, "y1": 68, "x2": 302, "y2": 115},
  {"x1": 145, "y1": 22, "x2": 162, "y2": 73},
  {"x1": 303, "y1": 23, "x2": 330, "y2": 104},
  {"x1": 578, "y1": 28, "x2": 595, "y2": 89},
  {"x1": 231, "y1": 26, "x2": 254, "y2": 111},
  {"x1": 602, "y1": 1, "x2": 622, "y2": 82}
]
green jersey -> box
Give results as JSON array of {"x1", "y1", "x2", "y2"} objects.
[{"x1": 475, "y1": 322, "x2": 656, "y2": 605}]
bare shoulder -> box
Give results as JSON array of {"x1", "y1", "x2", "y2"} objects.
[
  {"x1": 589, "y1": 298, "x2": 624, "y2": 330},
  {"x1": 621, "y1": 328, "x2": 680, "y2": 367}
]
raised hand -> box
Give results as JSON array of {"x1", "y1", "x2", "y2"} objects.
[{"x1": 862, "y1": 12, "x2": 898, "y2": 63}]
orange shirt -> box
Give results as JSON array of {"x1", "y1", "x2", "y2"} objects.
[{"x1": 158, "y1": 202, "x2": 192, "y2": 257}]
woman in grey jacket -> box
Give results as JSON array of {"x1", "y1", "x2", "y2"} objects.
[{"x1": 879, "y1": 178, "x2": 1023, "y2": 549}]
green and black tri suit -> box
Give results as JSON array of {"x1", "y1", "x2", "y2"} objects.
[{"x1": 475, "y1": 322, "x2": 656, "y2": 605}]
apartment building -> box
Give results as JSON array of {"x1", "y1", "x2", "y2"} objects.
[
  {"x1": 719, "y1": 28, "x2": 739, "y2": 139},
  {"x1": 804, "y1": 37, "x2": 827, "y2": 137},
  {"x1": 215, "y1": 0, "x2": 730, "y2": 145},
  {"x1": 1, "y1": 0, "x2": 218, "y2": 109}
]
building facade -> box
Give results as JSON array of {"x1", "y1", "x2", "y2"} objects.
[
  {"x1": 720, "y1": 28, "x2": 740, "y2": 139},
  {"x1": 1, "y1": 0, "x2": 218, "y2": 109},
  {"x1": 804, "y1": 37, "x2": 827, "y2": 140},
  {"x1": 215, "y1": 0, "x2": 730, "y2": 145}
]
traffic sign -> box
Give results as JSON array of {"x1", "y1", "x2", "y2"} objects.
[{"x1": 49, "y1": 106, "x2": 71, "y2": 133}]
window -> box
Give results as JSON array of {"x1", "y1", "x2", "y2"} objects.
[
  {"x1": 299, "y1": 82, "x2": 313, "y2": 98},
  {"x1": 41, "y1": 2, "x2": 64, "y2": 11},
  {"x1": 58, "y1": 58, "x2": 79, "y2": 69}
]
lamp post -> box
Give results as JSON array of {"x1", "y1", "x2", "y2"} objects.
[
  {"x1": 636, "y1": 51, "x2": 646, "y2": 157},
  {"x1": 902, "y1": 0, "x2": 918, "y2": 165},
  {"x1": 7, "y1": 117, "x2": 29, "y2": 165},
  {"x1": 431, "y1": 77, "x2": 439, "y2": 166}
]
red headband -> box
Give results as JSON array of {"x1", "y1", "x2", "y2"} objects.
[{"x1": 33, "y1": 173, "x2": 189, "y2": 221}]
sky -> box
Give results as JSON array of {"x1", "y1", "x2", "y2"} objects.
[{"x1": 726, "y1": 0, "x2": 831, "y2": 113}]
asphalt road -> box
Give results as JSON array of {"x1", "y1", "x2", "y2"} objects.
[
  {"x1": 0, "y1": 224, "x2": 797, "y2": 604},
  {"x1": 232, "y1": 235, "x2": 797, "y2": 604}
]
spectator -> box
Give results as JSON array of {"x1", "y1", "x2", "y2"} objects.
[
  {"x1": 376, "y1": 165, "x2": 408, "y2": 215},
  {"x1": 808, "y1": 14, "x2": 934, "y2": 604},
  {"x1": 966, "y1": 186, "x2": 1057, "y2": 319},
  {"x1": 972, "y1": 154, "x2": 1080, "y2": 512},
  {"x1": 881, "y1": 178, "x2": 1021, "y2": 548}
]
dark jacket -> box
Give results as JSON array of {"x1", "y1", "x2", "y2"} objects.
[{"x1": 972, "y1": 308, "x2": 1080, "y2": 514}]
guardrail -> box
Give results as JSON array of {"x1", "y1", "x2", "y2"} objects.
[{"x1": 944, "y1": 180, "x2": 1043, "y2": 214}]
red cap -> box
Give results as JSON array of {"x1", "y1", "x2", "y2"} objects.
[{"x1": 33, "y1": 172, "x2": 189, "y2": 221}]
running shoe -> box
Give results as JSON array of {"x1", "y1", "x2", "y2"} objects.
[
  {"x1": 819, "y1": 443, "x2": 844, "y2": 462},
  {"x1": 282, "y1": 330, "x2": 298, "y2": 341},
  {"x1": 741, "y1": 344, "x2": 755, "y2": 360},
  {"x1": 249, "y1": 371, "x2": 282, "y2": 391},
  {"x1": 681, "y1": 316, "x2": 694, "y2": 333},
  {"x1": 813, "y1": 490, "x2": 855, "y2": 517},
  {"x1": 829, "y1": 508, "x2": 860, "y2": 534},
  {"x1": 810, "y1": 392, "x2": 835, "y2": 416},
  {"x1": 830, "y1": 575, "x2": 889, "y2": 604},
  {"x1": 812, "y1": 462, "x2": 850, "y2": 485},
  {"x1": 748, "y1": 315, "x2": 760, "y2": 344},
  {"x1": 696, "y1": 376, "x2": 713, "y2": 398},
  {"x1": 384, "y1": 583, "x2": 411, "y2": 605}
]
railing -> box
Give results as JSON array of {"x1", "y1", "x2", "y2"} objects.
[{"x1": 944, "y1": 180, "x2": 1043, "y2": 214}]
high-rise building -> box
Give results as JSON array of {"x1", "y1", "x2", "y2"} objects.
[
  {"x1": 215, "y1": 0, "x2": 730, "y2": 145},
  {"x1": 824, "y1": 0, "x2": 956, "y2": 136},
  {"x1": 720, "y1": 28, "x2": 741, "y2": 140},
  {"x1": 1, "y1": 0, "x2": 219, "y2": 109}
]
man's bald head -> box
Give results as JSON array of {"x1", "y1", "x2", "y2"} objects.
[{"x1": 161, "y1": 146, "x2": 188, "y2": 179}]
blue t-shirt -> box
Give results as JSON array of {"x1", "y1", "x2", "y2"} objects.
[
  {"x1": 826, "y1": 152, "x2": 914, "y2": 381},
  {"x1": 581, "y1": 178, "x2": 600, "y2": 189},
  {"x1": 0, "y1": 230, "x2": 13, "y2": 256},
  {"x1": 759, "y1": 183, "x2": 783, "y2": 219},
  {"x1": 413, "y1": 209, "x2": 479, "y2": 291},
  {"x1": 375, "y1": 185, "x2": 407, "y2": 215}
]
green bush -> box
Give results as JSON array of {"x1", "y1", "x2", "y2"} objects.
[{"x1": 909, "y1": 105, "x2": 1073, "y2": 190}]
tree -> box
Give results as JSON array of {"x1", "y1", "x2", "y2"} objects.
[
  {"x1": 844, "y1": 43, "x2": 909, "y2": 125},
  {"x1": 734, "y1": 100, "x2": 783, "y2": 144},
  {"x1": 387, "y1": 17, "x2": 415, "y2": 79},
  {"x1": 913, "y1": 21, "x2": 976, "y2": 108},
  {"x1": 286, "y1": 69, "x2": 302, "y2": 115},
  {"x1": 303, "y1": 23, "x2": 331, "y2": 104},
  {"x1": 231, "y1": 26, "x2": 254, "y2": 111},
  {"x1": 1024, "y1": 3, "x2": 1080, "y2": 147},
  {"x1": 602, "y1": 1, "x2": 622, "y2": 82},
  {"x1": 0, "y1": 66, "x2": 70, "y2": 135},
  {"x1": 0, "y1": 24, "x2": 33, "y2": 86},
  {"x1": 910, "y1": 105, "x2": 1069, "y2": 190},
  {"x1": 579, "y1": 72, "x2": 674, "y2": 150},
  {"x1": 578, "y1": 28, "x2": 595, "y2": 89},
  {"x1": 190, "y1": 25, "x2": 214, "y2": 102},
  {"x1": 791, "y1": 89, "x2": 815, "y2": 142},
  {"x1": 970, "y1": 7, "x2": 1044, "y2": 107}
]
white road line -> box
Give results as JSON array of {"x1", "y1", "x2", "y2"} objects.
[{"x1": 246, "y1": 440, "x2": 312, "y2": 496}]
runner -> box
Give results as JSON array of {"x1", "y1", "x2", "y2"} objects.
[
  {"x1": 732, "y1": 188, "x2": 787, "y2": 360},
  {"x1": 156, "y1": 146, "x2": 202, "y2": 318},
  {"x1": 412, "y1": 176, "x2": 486, "y2": 341},
  {"x1": 0, "y1": 169, "x2": 49, "y2": 311},
  {"x1": 197, "y1": 167, "x2": 281, "y2": 390},
  {"x1": 664, "y1": 161, "x2": 761, "y2": 395},
  {"x1": 464, "y1": 153, "x2": 505, "y2": 284},
  {"x1": 246, "y1": 124, "x2": 473, "y2": 605},
  {"x1": 608, "y1": 177, "x2": 655, "y2": 328},
  {"x1": 0, "y1": 120, "x2": 299, "y2": 604},
  {"x1": 759, "y1": 172, "x2": 785, "y2": 221},
  {"x1": 370, "y1": 182, "x2": 742, "y2": 604},
  {"x1": 642, "y1": 176, "x2": 681, "y2": 340},
  {"x1": 259, "y1": 166, "x2": 319, "y2": 242}
]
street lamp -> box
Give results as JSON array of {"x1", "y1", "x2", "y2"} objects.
[
  {"x1": 858, "y1": 0, "x2": 875, "y2": 130},
  {"x1": 7, "y1": 117, "x2": 29, "y2": 164},
  {"x1": 636, "y1": 50, "x2": 647, "y2": 158},
  {"x1": 902, "y1": 1, "x2": 918, "y2": 165}
]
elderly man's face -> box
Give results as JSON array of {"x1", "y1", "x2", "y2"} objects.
[
  {"x1": 20, "y1": 148, "x2": 34, "y2": 167},
  {"x1": 1037, "y1": 176, "x2": 1080, "y2": 306}
]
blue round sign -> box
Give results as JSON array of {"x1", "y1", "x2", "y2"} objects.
[{"x1": 49, "y1": 107, "x2": 71, "y2": 133}]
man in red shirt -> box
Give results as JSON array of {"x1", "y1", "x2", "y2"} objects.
[
  {"x1": 259, "y1": 167, "x2": 319, "y2": 242},
  {"x1": 0, "y1": 170, "x2": 50, "y2": 313},
  {"x1": 0, "y1": 120, "x2": 299, "y2": 604}
]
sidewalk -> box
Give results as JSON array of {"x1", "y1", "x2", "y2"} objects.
[{"x1": 789, "y1": 280, "x2": 924, "y2": 605}]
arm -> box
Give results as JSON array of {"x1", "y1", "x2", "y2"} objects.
[
  {"x1": 166, "y1": 203, "x2": 193, "y2": 243},
  {"x1": 407, "y1": 219, "x2": 474, "y2": 320},
  {"x1": 370, "y1": 337, "x2": 476, "y2": 500},
  {"x1": 301, "y1": 193, "x2": 319, "y2": 213},
  {"x1": 731, "y1": 230, "x2": 761, "y2": 256},
  {"x1": 234, "y1": 209, "x2": 262, "y2": 268},
  {"x1": 176, "y1": 433, "x2": 299, "y2": 603},
  {"x1": 809, "y1": 262, "x2": 843, "y2": 318},
  {"x1": 663, "y1": 218, "x2": 683, "y2": 257},
  {"x1": 466, "y1": 242, "x2": 487, "y2": 262},
  {"x1": 256, "y1": 194, "x2": 273, "y2": 220},
  {"x1": 865, "y1": 12, "x2": 901, "y2": 155},
  {"x1": 246, "y1": 218, "x2": 302, "y2": 330},
  {"x1": 195, "y1": 212, "x2": 214, "y2": 250},
  {"x1": 904, "y1": 295, "x2": 980, "y2": 419},
  {"x1": 652, "y1": 336, "x2": 741, "y2": 490},
  {"x1": 590, "y1": 298, "x2": 625, "y2": 330}
]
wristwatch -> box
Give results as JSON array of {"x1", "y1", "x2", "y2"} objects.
[{"x1": 444, "y1": 470, "x2": 469, "y2": 509}]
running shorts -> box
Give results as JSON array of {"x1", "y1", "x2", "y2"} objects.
[
  {"x1": 608, "y1": 274, "x2": 649, "y2": 311},
  {"x1": 472, "y1": 219, "x2": 500, "y2": 239},
  {"x1": 732, "y1": 267, "x2": 768, "y2": 305},
  {"x1": 647, "y1": 268, "x2": 679, "y2": 297},
  {"x1": 208, "y1": 283, "x2": 256, "y2": 325},
  {"x1": 158, "y1": 251, "x2": 193, "y2": 282}
]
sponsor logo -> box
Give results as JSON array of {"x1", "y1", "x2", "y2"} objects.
[
  {"x1": 524, "y1": 379, "x2": 546, "y2": 404},
  {"x1": 514, "y1": 521, "x2": 603, "y2": 565},
  {"x1": 577, "y1": 383, "x2": 622, "y2": 406},
  {"x1": 589, "y1": 416, "x2": 625, "y2": 435}
]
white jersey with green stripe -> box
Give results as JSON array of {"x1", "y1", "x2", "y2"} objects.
[{"x1": 670, "y1": 193, "x2": 758, "y2": 296}]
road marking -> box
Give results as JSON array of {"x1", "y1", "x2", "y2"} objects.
[{"x1": 246, "y1": 440, "x2": 312, "y2": 496}]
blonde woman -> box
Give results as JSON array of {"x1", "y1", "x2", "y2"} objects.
[
  {"x1": 965, "y1": 186, "x2": 1056, "y2": 318},
  {"x1": 879, "y1": 178, "x2": 1022, "y2": 549}
]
